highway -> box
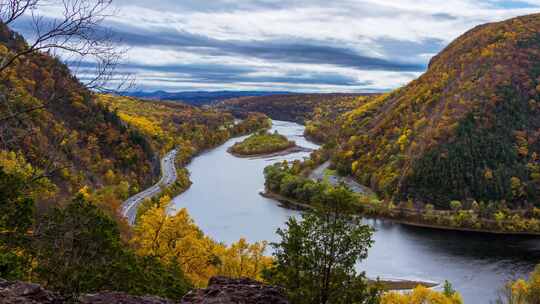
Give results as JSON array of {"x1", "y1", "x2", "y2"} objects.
[{"x1": 121, "y1": 149, "x2": 178, "y2": 225}]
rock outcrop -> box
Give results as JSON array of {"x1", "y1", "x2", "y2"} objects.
[
  {"x1": 79, "y1": 292, "x2": 173, "y2": 304},
  {"x1": 181, "y1": 276, "x2": 289, "y2": 304},
  {"x1": 0, "y1": 279, "x2": 62, "y2": 304},
  {"x1": 0, "y1": 277, "x2": 289, "y2": 304},
  {"x1": 0, "y1": 279, "x2": 172, "y2": 304}
]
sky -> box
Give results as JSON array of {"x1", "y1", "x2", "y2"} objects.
[{"x1": 13, "y1": 0, "x2": 540, "y2": 92}]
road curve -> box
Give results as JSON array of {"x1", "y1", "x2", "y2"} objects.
[
  {"x1": 309, "y1": 161, "x2": 372, "y2": 195},
  {"x1": 121, "y1": 149, "x2": 178, "y2": 225}
]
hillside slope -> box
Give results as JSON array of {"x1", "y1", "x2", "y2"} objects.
[
  {"x1": 332, "y1": 14, "x2": 540, "y2": 208},
  {"x1": 124, "y1": 90, "x2": 290, "y2": 106},
  {"x1": 217, "y1": 93, "x2": 370, "y2": 123},
  {"x1": 0, "y1": 23, "x2": 156, "y2": 205}
]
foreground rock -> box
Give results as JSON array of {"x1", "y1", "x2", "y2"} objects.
[
  {"x1": 79, "y1": 293, "x2": 173, "y2": 304},
  {"x1": 0, "y1": 279, "x2": 172, "y2": 304},
  {"x1": 0, "y1": 277, "x2": 288, "y2": 304},
  {"x1": 181, "y1": 276, "x2": 289, "y2": 304},
  {"x1": 0, "y1": 279, "x2": 61, "y2": 304}
]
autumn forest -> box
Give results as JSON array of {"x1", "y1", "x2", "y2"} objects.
[{"x1": 2, "y1": 1, "x2": 540, "y2": 303}]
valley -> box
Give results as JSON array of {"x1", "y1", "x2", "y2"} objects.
[
  {"x1": 3, "y1": 3, "x2": 540, "y2": 303},
  {"x1": 166, "y1": 119, "x2": 540, "y2": 303}
]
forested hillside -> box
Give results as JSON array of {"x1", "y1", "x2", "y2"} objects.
[
  {"x1": 217, "y1": 93, "x2": 370, "y2": 124},
  {"x1": 327, "y1": 13, "x2": 540, "y2": 209},
  {"x1": 124, "y1": 90, "x2": 290, "y2": 106},
  {"x1": 0, "y1": 17, "x2": 275, "y2": 299},
  {"x1": 0, "y1": 22, "x2": 156, "y2": 206},
  {"x1": 99, "y1": 95, "x2": 269, "y2": 160}
]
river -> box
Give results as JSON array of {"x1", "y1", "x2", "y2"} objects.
[{"x1": 170, "y1": 120, "x2": 540, "y2": 303}]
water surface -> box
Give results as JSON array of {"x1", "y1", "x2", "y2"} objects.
[{"x1": 171, "y1": 120, "x2": 540, "y2": 303}]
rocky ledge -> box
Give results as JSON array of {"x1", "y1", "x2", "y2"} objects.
[
  {"x1": 0, "y1": 277, "x2": 288, "y2": 304},
  {"x1": 0, "y1": 279, "x2": 172, "y2": 304},
  {"x1": 181, "y1": 276, "x2": 289, "y2": 304}
]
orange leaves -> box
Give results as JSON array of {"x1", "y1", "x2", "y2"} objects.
[
  {"x1": 484, "y1": 169, "x2": 494, "y2": 180},
  {"x1": 99, "y1": 94, "x2": 242, "y2": 157}
]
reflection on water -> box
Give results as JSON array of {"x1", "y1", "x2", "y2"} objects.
[{"x1": 171, "y1": 120, "x2": 540, "y2": 303}]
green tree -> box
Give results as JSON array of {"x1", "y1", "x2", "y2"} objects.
[
  {"x1": 450, "y1": 200, "x2": 462, "y2": 213},
  {"x1": 33, "y1": 194, "x2": 191, "y2": 299},
  {"x1": 264, "y1": 188, "x2": 380, "y2": 304},
  {"x1": 34, "y1": 195, "x2": 126, "y2": 297},
  {"x1": 112, "y1": 254, "x2": 192, "y2": 301},
  {"x1": 443, "y1": 280, "x2": 457, "y2": 297}
]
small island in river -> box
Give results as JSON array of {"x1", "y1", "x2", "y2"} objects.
[{"x1": 229, "y1": 130, "x2": 304, "y2": 157}]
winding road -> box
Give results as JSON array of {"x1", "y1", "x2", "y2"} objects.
[
  {"x1": 309, "y1": 161, "x2": 372, "y2": 195},
  {"x1": 121, "y1": 149, "x2": 178, "y2": 225}
]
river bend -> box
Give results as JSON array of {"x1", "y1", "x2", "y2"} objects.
[{"x1": 170, "y1": 120, "x2": 540, "y2": 303}]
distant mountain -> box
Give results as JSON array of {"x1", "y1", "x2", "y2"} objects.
[
  {"x1": 122, "y1": 90, "x2": 292, "y2": 106},
  {"x1": 216, "y1": 93, "x2": 373, "y2": 124}
]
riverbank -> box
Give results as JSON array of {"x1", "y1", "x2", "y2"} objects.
[
  {"x1": 277, "y1": 156, "x2": 540, "y2": 236},
  {"x1": 170, "y1": 119, "x2": 540, "y2": 303},
  {"x1": 376, "y1": 279, "x2": 438, "y2": 291},
  {"x1": 230, "y1": 145, "x2": 313, "y2": 159},
  {"x1": 367, "y1": 208, "x2": 540, "y2": 237},
  {"x1": 263, "y1": 187, "x2": 540, "y2": 237},
  {"x1": 260, "y1": 190, "x2": 315, "y2": 210}
]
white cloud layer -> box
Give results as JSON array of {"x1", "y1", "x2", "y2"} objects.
[{"x1": 15, "y1": 0, "x2": 540, "y2": 92}]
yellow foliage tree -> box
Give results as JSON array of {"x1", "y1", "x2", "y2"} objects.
[
  {"x1": 0, "y1": 150, "x2": 55, "y2": 200},
  {"x1": 381, "y1": 286, "x2": 463, "y2": 304},
  {"x1": 216, "y1": 238, "x2": 272, "y2": 280},
  {"x1": 118, "y1": 113, "x2": 165, "y2": 140},
  {"x1": 500, "y1": 265, "x2": 540, "y2": 303},
  {"x1": 131, "y1": 198, "x2": 272, "y2": 287}
]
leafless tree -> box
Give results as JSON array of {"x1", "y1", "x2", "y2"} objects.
[
  {"x1": 0, "y1": 0, "x2": 37, "y2": 26},
  {"x1": 0, "y1": 0, "x2": 130, "y2": 90},
  {"x1": 0, "y1": 0, "x2": 131, "y2": 123}
]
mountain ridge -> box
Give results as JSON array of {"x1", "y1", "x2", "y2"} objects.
[
  {"x1": 328, "y1": 13, "x2": 540, "y2": 208},
  {"x1": 122, "y1": 90, "x2": 292, "y2": 106}
]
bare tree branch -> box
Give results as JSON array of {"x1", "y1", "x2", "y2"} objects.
[
  {"x1": 0, "y1": 0, "x2": 135, "y2": 183},
  {"x1": 0, "y1": 0, "x2": 133, "y2": 132},
  {"x1": 0, "y1": 0, "x2": 134, "y2": 93},
  {"x1": 0, "y1": 0, "x2": 37, "y2": 25}
]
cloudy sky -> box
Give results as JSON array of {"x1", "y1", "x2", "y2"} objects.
[{"x1": 13, "y1": 0, "x2": 540, "y2": 92}]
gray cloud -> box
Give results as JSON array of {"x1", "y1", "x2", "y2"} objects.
[
  {"x1": 75, "y1": 60, "x2": 371, "y2": 87},
  {"x1": 11, "y1": 0, "x2": 539, "y2": 92},
  {"x1": 106, "y1": 22, "x2": 426, "y2": 72}
]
